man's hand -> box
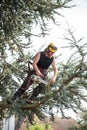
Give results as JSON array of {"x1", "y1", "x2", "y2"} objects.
[
  {"x1": 50, "y1": 76, "x2": 56, "y2": 85},
  {"x1": 35, "y1": 71, "x2": 44, "y2": 78}
]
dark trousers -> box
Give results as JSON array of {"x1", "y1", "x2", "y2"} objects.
[{"x1": 12, "y1": 69, "x2": 47, "y2": 101}]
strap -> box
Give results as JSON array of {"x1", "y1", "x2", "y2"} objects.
[{"x1": 28, "y1": 61, "x2": 33, "y2": 71}]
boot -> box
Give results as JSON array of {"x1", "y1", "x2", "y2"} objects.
[
  {"x1": 12, "y1": 89, "x2": 24, "y2": 101},
  {"x1": 7, "y1": 89, "x2": 25, "y2": 104}
]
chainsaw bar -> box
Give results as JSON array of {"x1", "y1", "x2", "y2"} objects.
[{"x1": 31, "y1": 75, "x2": 48, "y2": 85}]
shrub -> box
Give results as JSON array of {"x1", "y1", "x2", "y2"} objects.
[{"x1": 27, "y1": 123, "x2": 53, "y2": 130}]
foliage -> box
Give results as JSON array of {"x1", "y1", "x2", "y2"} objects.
[
  {"x1": 27, "y1": 123, "x2": 53, "y2": 130},
  {"x1": 0, "y1": 0, "x2": 87, "y2": 128},
  {"x1": 71, "y1": 111, "x2": 87, "y2": 130},
  {"x1": 0, "y1": 0, "x2": 74, "y2": 100},
  {"x1": 0, "y1": 28, "x2": 87, "y2": 126}
]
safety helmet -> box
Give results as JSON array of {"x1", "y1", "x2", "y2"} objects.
[{"x1": 48, "y1": 43, "x2": 57, "y2": 53}]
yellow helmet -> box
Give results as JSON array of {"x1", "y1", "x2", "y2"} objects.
[{"x1": 48, "y1": 43, "x2": 57, "y2": 53}]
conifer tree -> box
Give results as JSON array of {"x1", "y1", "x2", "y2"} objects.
[{"x1": 0, "y1": 0, "x2": 87, "y2": 126}]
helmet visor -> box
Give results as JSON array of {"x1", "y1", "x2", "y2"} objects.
[{"x1": 49, "y1": 46, "x2": 57, "y2": 53}]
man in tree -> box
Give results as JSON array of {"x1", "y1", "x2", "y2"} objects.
[{"x1": 7, "y1": 43, "x2": 58, "y2": 103}]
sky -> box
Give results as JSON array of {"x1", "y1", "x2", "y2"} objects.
[{"x1": 30, "y1": 0, "x2": 87, "y2": 63}]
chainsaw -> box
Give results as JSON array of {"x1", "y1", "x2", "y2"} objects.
[{"x1": 31, "y1": 75, "x2": 49, "y2": 85}]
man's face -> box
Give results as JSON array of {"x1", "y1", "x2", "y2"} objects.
[{"x1": 47, "y1": 51, "x2": 54, "y2": 57}]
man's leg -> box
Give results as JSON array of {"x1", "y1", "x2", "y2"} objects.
[
  {"x1": 12, "y1": 74, "x2": 33, "y2": 100},
  {"x1": 28, "y1": 70, "x2": 48, "y2": 101},
  {"x1": 11, "y1": 88, "x2": 25, "y2": 101},
  {"x1": 7, "y1": 71, "x2": 34, "y2": 103},
  {"x1": 27, "y1": 83, "x2": 46, "y2": 103}
]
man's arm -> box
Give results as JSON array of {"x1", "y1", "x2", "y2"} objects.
[
  {"x1": 32, "y1": 53, "x2": 43, "y2": 77},
  {"x1": 50, "y1": 59, "x2": 58, "y2": 84}
]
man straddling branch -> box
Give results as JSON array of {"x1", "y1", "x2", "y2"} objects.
[{"x1": 7, "y1": 43, "x2": 58, "y2": 103}]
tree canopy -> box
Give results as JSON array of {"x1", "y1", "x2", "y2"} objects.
[
  {"x1": 0, "y1": 0, "x2": 87, "y2": 126},
  {"x1": 0, "y1": 0, "x2": 75, "y2": 97}
]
